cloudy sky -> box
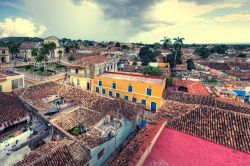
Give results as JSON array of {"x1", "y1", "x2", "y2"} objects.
[{"x1": 0, "y1": 0, "x2": 250, "y2": 43}]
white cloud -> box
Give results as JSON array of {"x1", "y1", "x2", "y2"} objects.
[
  {"x1": 212, "y1": 13, "x2": 250, "y2": 23},
  {"x1": 0, "y1": 17, "x2": 46, "y2": 38},
  {"x1": 129, "y1": 0, "x2": 249, "y2": 43},
  {"x1": 1, "y1": 0, "x2": 249, "y2": 43}
]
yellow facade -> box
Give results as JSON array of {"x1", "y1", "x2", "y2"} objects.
[
  {"x1": 69, "y1": 68, "x2": 93, "y2": 90},
  {"x1": 94, "y1": 74, "x2": 166, "y2": 112},
  {"x1": 0, "y1": 74, "x2": 25, "y2": 92}
]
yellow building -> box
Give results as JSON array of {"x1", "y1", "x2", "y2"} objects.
[
  {"x1": 0, "y1": 70, "x2": 25, "y2": 92},
  {"x1": 69, "y1": 55, "x2": 118, "y2": 90},
  {"x1": 94, "y1": 72, "x2": 166, "y2": 112}
]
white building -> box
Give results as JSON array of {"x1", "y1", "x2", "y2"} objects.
[{"x1": 44, "y1": 36, "x2": 65, "y2": 59}]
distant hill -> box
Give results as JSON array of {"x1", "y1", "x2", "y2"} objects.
[{"x1": 0, "y1": 37, "x2": 43, "y2": 43}]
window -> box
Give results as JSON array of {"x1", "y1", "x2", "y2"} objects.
[
  {"x1": 77, "y1": 79, "x2": 80, "y2": 86},
  {"x1": 96, "y1": 87, "x2": 99, "y2": 93},
  {"x1": 99, "y1": 80, "x2": 102, "y2": 86},
  {"x1": 112, "y1": 82, "x2": 116, "y2": 89},
  {"x1": 86, "y1": 69, "x2": 90, "y2": 76},
  {"x1": 124, "y1": 95, "x2": 129, "y2": 100},
  {"x1": 72, "y1": 79, "x2": 74, "y2": 86},
  {"x1": 141, "y1": 99, "x2": 146, "y2": 106},
  {"x1": 151, "y1": 102, "x2": 157, "y2": 112},
  {"x1": 147, "y1": 88, "x2": 152, "y2": 96},
  {"x1": 132, "y1": 97, "x2": 137, "y2": 103},
  {"x1": 109, "y1": 91, "x2": 113, "y2": 96},
  {"x1": 128, "y1": 84, "x2": 133, "y2": 92},
  {"x1": 0, "y1": 85, "x2": 2, "y2": 92},
  {"x1": 75, "y1": 69, "x2": 78, "y2": 74},
  {"x1": 116, "y1": 92, "x2": 120, "y2": 98},
  {"x1": 102, "y1": 89, "x2": 106, "y2": 94},
  {"x1": 2, "y1": 50, "x2": 5, "y2": 54},
  {"x1": 98, "y1": 148, "x2": 105, "y2": 159}
]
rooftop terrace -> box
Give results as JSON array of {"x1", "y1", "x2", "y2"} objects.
[{"x1": 99, "y1": 72, "x2": 165, "y2": 85}]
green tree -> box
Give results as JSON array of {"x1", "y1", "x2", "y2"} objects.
[
  {"x1": 115, "y1": 42, "x2": 121, "y2": 47},
  {"x1": 40, "y1": 44, "x2": 50, "y2": 73},
  {"x1": 153, "y1": 42, "x2": 162, "y2": 49},
  {"x1": 31, "y1": 48, "x2": 39, "y2": 63},
  {"x1": 173, "y1": 37, "x2": 184, "y2": 66},
  {"x1": 187, "y1": 58, "x2": 196, "y2": 70},
  {"x1": 132, "y1": 61, "x2": 137, "y2": 66},
  {"x1": 166, "y1": 52, "x2": 175, "y2": 68},
  {"x1": 237, "y1": 53, "x2": 247, "y2": 58},
  {"x1": 195, "y1": 46, "x2": 209, "y2": 59},
  {"x1": 166, "y1": 49, "x2": 182, "y2": 68},
  {"x1": 210, "y1": 45, "x2": 228, "y2": 54},
  {"x1": 47, "y1": 42, "x2": 56, "y2": 63},
  {"x1": 121, "y1": 44, "x2": 129, "y2": 50},
  {"x1": 142, "y1": 66, "x2": 162, "y2": 76},
  {"x1": 139, "y1": 46, "x2": 154, "y2": 66},
  {"x1": 161, "y1": 36, "x2": 172, "y2": 50},
  {"x1": 8, "y1": 42, "x2": 20, "y2": 67},
  {"x1": 58, "y1": 50, "x2": 63, "y2": 62},
  {"x1": 68, "y1": 54, "x2": 75, "y2": 62},
  {"x1": 71, "y1": 126, "x2": 80, "y2": 136},
  {"x1": 166, "y1": 77, "x2": 173, "y2": 86}
]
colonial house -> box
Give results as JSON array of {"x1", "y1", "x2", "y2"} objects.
[
  {"x1": 0, "y1": 70, "x2": 25, "y2": 92},
  {"x1": 19, "y1": 42, "x2": 41, "y2": 61},
  {"x1": 44, "y1": 36, "x2": 65, "y2": 60},
  {"x1": 0, "y1": 47, "x2": 10, "y2": 64},
  {"x1": 68, "y1": 55, "x2": 119, "y2": 90}
]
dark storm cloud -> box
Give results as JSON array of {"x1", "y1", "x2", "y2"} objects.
[
  {"x1": 70, "y1": 0, "x2": 172, "y2": 33},
  {"x1": 70, "y1": 0, "x2": 83, "y2": 5}
]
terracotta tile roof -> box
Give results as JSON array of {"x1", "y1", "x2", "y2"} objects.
[
  {"x1": 173, "y1": 64, "x2": 187, "y2": 71},
  {"x1": 15, "y1": 140, "x2": 90, "y2": 166},
  {"x1": 228, "y1": 62, "x2": 250, "y2": 70},
  {"x1": 173, "y1": 79, "x2": 210, "y2": 96},
  {"x1": 111, "y1": 120, "x2": 166, "y2": 166},
  {"x1": 0, "y1": 70, "x2": 19, "y2": 77},
  {"x1": 51, "y1": 108, "x2": 104, "y2": 131},
  {"x1": 20, "y1": 42, "x2": 41, "y2": 50},
  {"x1": 22, "y1": 82, "x2": 145, "y2": 148},
  {"x1": 168, "y1": 105, "x2": 250, "y2": 153},
  {"x1": 71, "y1": 55, "x2": 113, "y2": 66},
  {"x1": 22, "y1": 82, "x2": 145, "y2": 120},
  {"x1": 51, "y1": 107, "x2": 112, "y2": 149},
  {"x1": 164, "y1": 90, "x2": 250, "y2": 114},
  {"x1": 0, "y1": 93, "x2": 29, "y2": 129},
  {"x1": 224, "y1": 70, "x2": 250, "y2": 80},
  {"x1": 113, "y1": 91, "x2": 250, "y2": 165}
]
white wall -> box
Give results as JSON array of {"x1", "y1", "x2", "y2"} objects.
[{"x1": 89, "y1": 120, "x2": 133, "y2": 166}]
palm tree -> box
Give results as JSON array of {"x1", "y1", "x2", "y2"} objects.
[
  {"x1": 31, "y1": 48, "x2": 39, "y2": 64},
  {"x1": 8, "y1": 43, "x2": 20, "y2": 67},
  {"x1": 173, "y1": 37, "x2": 185, "y2": 65},
  {"x1": 47, "y1": 42, "x2": 56, "y2": 63},
  {"x1": 161, "y1": 36, "x2": 172, "y2": 50},
  {"x1": 173, "y1": 37, "x2": 184, "y2": 51},
  {"x1": 58, "y1": 50, "x2": 63, "y2": 63},
  {"x1": 40, "y1": 45, "x2": 50, "y2": 73}
]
